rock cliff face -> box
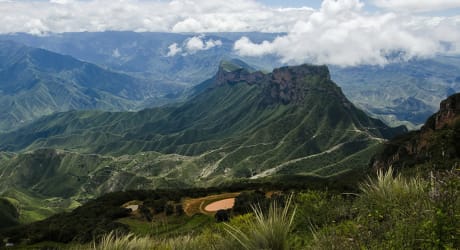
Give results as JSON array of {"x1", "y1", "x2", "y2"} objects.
[
  {"x1": 423, "y1": 93, "x2": 460, "y2": 131},
  {"x1": 215, "y1": 63, "x2": 347, "y2": 105},
  {"x1": 372, "y1": 93, "x2": 460, "y2": 171},
  {"x1": 215, "y1": 66, "x2": 265, "y2": 86}
]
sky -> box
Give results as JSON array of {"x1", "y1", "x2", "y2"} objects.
[{"x1": 0, "y1": 0, "x2": 459, "y2": 66}]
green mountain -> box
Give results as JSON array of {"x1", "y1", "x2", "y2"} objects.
[
  {"x1": 372, "y1": 92, "x2": 460, "y2": 172},
  {"x1": 0, "y1": 63, "x2": 404, "y2": 157},
  {"x1": 0, "y1": 63, "x2": 405, "y2": 221},
  {"x1": 0, "y1": 40, "x2": 172, "y2": 132},
  {"x1": 0, "y1": 197, "x2": 19, "y2": 229}
]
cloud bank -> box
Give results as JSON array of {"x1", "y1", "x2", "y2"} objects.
[
  {"x1": 234, "y1": 0, "x2": 460, "y2": 66},
  {"x1": 0, "y1": 0, "x2": 313, "y2": 34},
  {"x1": 373, "y1": 0, "x2": 460, "y2": 12},
  {"x1": 167, "y1": 35, "x2": 223, "y2": 56},
  {"x1": 0, "y1": 0, "x2": 459, "y2": 66}
]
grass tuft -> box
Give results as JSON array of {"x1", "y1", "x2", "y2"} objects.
[{"x1": 224, "y1": 194, "x2": 296, "y2": 250}]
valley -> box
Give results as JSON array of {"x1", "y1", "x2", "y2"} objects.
[{"x1": 0, "y1": 62, "x2": 407, "y2": 223}]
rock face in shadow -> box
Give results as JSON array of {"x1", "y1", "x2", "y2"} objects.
[{"x1": 425, "y1": 93, "x2": 460, "y2": 130}]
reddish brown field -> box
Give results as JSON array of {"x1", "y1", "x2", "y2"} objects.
[
  {"x1": 204, "y1": 198, "x2": 235, "y2": 212},
  {"x1": 182, "y1": 192, "x2": 240, "y2": 216}
]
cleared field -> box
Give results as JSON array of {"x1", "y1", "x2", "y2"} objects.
[
  {"x1": 182, "y1": 192, "x2": 240, "y2": 216},
  {"x1": 204, "y1": 198, "x2": 235, "y2": 212}
]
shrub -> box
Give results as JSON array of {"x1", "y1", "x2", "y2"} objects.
[
  {"x1": 355, "y1": 168, "x2": 431, "y2": 248},
  {"x1": 224, "y1": 194, "x2": 296, "y2": 250}
]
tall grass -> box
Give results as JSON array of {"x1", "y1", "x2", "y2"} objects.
[
  {"x1": 359, "y1": 167, "x2": 426, "y2": 205},
  {"x1": 69, "y1": 232, "x2": 155, "y2": 250},
  {"x1": 69, "y1": 228, "x2": 224, "y2": 250},
  {"x1": 224, "y1": 194, "x2": 296, "y2": 250}
]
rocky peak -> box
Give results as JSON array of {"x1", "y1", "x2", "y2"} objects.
[
  {"x1": 271, "y1": 64, "x2": 330, "y2": 83},
  {"x1": 215, "y1": 63, "x2": 265, "y2": 86},
  {"x1": 215, "y1": 63, "x2": 337, "y2": 105},
  {"x1": 265, "y1": 64, "x2": 338, "y2": 105},
  {"x1": 433, "y1": 93, "x2": 460, "y2": 129}
]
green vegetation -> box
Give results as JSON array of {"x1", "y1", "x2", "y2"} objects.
[
  {"x1": 2, "y1": 168, "x2": 457, "y2": 249},
  {"x1": 0, "y1": 198, "x2": 19, "y2": 229},
  {"x1": 225, "y1": 194, "x2": 296, "y2": 250}
]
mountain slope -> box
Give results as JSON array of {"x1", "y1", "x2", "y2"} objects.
[
  {"x1": 0, "y1": 198, "x2": 19, "y2": 229},
  {"x1": 0, "y1": 40, "x2": 164, "y2": 131},
  {"x1": 0, "y1": 63, "x2": 405, "y2": 172},
  {"x1": 372, "y1": 93, "x2": 460, "y2": 172},
  {"x1": 0, "y1": 63, "x2": 406, "y2": 221}
]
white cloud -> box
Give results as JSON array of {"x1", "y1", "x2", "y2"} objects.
[
  {"x1": 112, "y1": 48, "x2": 121, "y2": 58},
  {"x1": 167, "y1": 36, "x2": 222, "y2": 56},
  {"x1": 373, "y1": 0, "x2": 460, "y2": 12},
  {"x1": 0, "y1": 0, "x2": 458, "y2": 66},
  {"x1": 0, "y1": 0, "x2": 313, "y2": 34},
  {"x1": 50, "y1": 0, "x2": 74, "y2": 4},
  {"x1": 185, "y1": 36, "x2": 222, "y2": 53},
  {"x1": 166, "y1": 43, "x2": 182, "y2": 57},
  {"x1": 234, "y1": 0, "x2": 460, "y2": 66}
]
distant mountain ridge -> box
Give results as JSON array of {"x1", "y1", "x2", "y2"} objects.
[
  {"x1": 0, "y1": 40, "x2": 171, "y2": 131},
  {"x1": 331, "y1": 57, "x2": 460, "y2": 129},
  {"x1": 2, "y1": 32, "x2": 459, "y2": 128}
]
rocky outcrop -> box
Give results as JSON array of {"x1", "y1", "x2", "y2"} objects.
[
  {"x1": 266, "y1": 65, "x2": 342, "y2": 105},
  {"x1": 372, "y1": 93, "x2": 460, "y2": 172},
  {"x1": 423, "y1": 93, "x2": 460, "y2": 131},
  {"x1": 215, "y1": 66, "x2": 265, "y2": 86},
  {"x1": 215, "y1": 63, "x2": 345, "y2": 105}
]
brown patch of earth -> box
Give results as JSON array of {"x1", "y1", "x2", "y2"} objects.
[
  {"x1": 182, "y1": 192, "x2": 240, "y2": 216},
  {"x1": 204, "y1": 198, "x2": 235, "y2": 212}
]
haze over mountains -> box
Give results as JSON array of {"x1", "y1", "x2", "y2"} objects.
[
  {"x1": 1, "y1": 32, "x2": 459, "y2": 129},
  {"x1": 0, "y1": 39, "x2": 181, "y2": 131}
]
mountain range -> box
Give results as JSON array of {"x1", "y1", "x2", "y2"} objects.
[
  {"x1": 331, "y1": 57, "x2": 460, "y2": 129},
  {"x1": 0, "y1": 62, "x2": 406, "y2": 222},
  {"x1": 0, "y1": 40, "x2": 179, "y2": 132},
  {"x1": 1, "y1": 32, "x2": 459, "y2": 129}
]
